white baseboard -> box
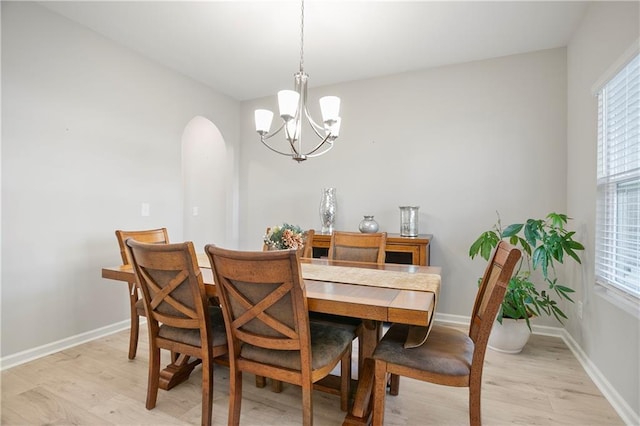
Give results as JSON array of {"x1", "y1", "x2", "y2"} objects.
[
  {"x1": 434, "y1": 312, "x2": 469, "y2": 326},
  {"x1": 560, "y1": 329, "x2": 640, "y2": 426},
  {"x1": 0, "y1": 319, "x2": 133, "y2": 371},
  {"x1": 434, "y1": 313, "x2": 638, "y2": 425}
]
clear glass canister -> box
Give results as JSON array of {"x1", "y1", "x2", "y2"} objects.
[{"x1": 399, "y1": 206, "x2": 419, "y2": 237}]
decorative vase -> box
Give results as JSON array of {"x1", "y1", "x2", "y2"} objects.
[
  {"x1": 399, "y1": 206, "x2": 419, "y2": 237},
  {"x1": 359, "y1": 215, "x2": 379, "y2": 233},
  {"x1": 319, "y1": 187, "x2": 337, "y2": 234},
  {"x1": 487, "y1": 318, "x2": 532, "y2": 354}
]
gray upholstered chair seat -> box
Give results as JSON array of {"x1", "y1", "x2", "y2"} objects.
[
  {"x1": 240, "y1": 322, "x2": 355, "y2": 371},
  {"x1": 373, "y1": 323, "x2": 474, "y2": 377},
  {"x1": 158, "y1": 306, "x2": 227, "y2": 348}
]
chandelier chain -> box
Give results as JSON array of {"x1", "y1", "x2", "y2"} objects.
[{"x1": 299, "y1": 0, "x2": 305, "y2": 72}]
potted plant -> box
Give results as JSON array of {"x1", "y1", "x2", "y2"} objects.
[{"x1": 468, "y1": 212, "x2": 585, "y2": 353}]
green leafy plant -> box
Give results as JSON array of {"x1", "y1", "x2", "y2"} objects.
[{"x1": 469, "y1": 212, "x2": 585, "y2": 330}]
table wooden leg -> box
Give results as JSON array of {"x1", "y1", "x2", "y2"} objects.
[
  {"x1": 344, "y1": 357, "x2": 374, "y2": 425},
  {"x1": 358, "y1": 320, "x2": 381, "y2": 370},
  {"x1": 158, "y1": 353, "x2": 201, "y2": 390},
  {"x1": 344, "y1": 320, "x2": 381, "y2": 425},
  {"x1": 389, "y1": 374, "x2": 400, "y2": 396},
  {"x1": 270, "y1": 378, "x2": 283, "y2": 393}
]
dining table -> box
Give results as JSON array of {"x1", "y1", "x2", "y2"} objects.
[{"x1": 101, "y1": 253, "x2": 441, "y2": 425}]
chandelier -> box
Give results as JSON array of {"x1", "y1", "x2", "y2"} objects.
[{"x1": 254, "y1": 0, "x2": 342, "y2": 162}]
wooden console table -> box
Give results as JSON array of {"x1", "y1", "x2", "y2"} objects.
[{"x1": 311, "y1": 232, "x2": 432, "y2": 266}]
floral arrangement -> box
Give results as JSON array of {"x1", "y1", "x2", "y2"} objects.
[{"x1": 264, "y1": 223, "x2": 305, "y2": 250}]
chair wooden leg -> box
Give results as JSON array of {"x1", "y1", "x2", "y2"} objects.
[
  {"x1": 201, "y1": 356, "x2": 213, "y2": 426},
  {"x1": 301, "y1": 381, "x2": 313, "y2": 426},
  {"x1": 127, "y1": 282, "x2": 139, "y2": 360},
  {"x1": 255, "y1": 375, "x2": 266, "y2": 388},
  {"x1": 340, "y1": 347, "x2": 352, "y2": 411},
  {"x1": 469, "y1": 377, "x2": 481, "y2": 426},
  {"x1": 146, "y1": 346, "x2": 160, "y2": 410},
  {"x1": 229, "y1": 369, "x2": 243, "y2": 425},
  {"x1": 371, "y1": 360, "x2": 387, "y2": 426}
]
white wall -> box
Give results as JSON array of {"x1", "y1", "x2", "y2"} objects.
[
  {"x1": 566, "y1": 2, "x2": 640, "y2": 420},
  {"x1": 2, "y1": 1, "x2": 637, "y2": 421},
  {"x1": 239, "y1": 48, "x2": 568, "y2": 321},
  {"x1": 1, "y1": 2, "x2": 239, "y2": 357}
]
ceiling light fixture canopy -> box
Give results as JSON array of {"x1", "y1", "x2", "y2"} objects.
[{"x1": 254, "y1": 0, "x2": 341, "y2": 162}]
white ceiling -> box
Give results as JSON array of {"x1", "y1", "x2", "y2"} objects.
[{"x1": 39, "y1": 1, "x2": 589, "y2": 101}]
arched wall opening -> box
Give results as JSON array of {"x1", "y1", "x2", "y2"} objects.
[{"x1": 181, "y1": 116, "x2": 228, "y2": 250}]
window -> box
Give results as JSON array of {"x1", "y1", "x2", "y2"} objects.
[{"x1": 595, "y1": 53, "x2": 640, "y2": 301}]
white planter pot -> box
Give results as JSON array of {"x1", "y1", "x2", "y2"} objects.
[{"x1": 487, "y1": 318, "x2": 532, "y2": 354}]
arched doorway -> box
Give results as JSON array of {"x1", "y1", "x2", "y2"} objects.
[{"x1": 181, "y1": 116, "x2": 228, "y2": 250}]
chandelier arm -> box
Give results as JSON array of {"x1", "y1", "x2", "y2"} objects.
[
  {"x1": 302, "y1": 135, "x2": 333, "y2": 156},
  {"x1": 260, "y1": 121, "x2": 286, "y2": 141},
  {"x1": 260, "y1": 137, "x2": 299, "y2": 158},
  {"x1": 305, "y1": 141, "x2": 335, "y2": 158},
  {"x1": 283, "y1": 120, "x2": 302, "y2": 156},
  {"x1": 261, "y1": 121, "x2": 304, "y2": 157},
  {"x1": 261, "y1": 123, "x2": 299, "y2": 157},
  {"x1": 303, "y1": 107, "x2": 328, "y2": 137}
]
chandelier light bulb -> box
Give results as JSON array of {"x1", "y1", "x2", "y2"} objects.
[
  {"x1": 254, "y1": 109, "x2": 274, "y2": 135},
  {"x1": 319, "y1": 96, "x2": 341, "y2": 124},
  {"x1": 278, "y1": 90, "x2": 300, "y2": 121}
]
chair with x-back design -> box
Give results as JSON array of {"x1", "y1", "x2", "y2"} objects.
[
  {"x1": 115, "y1": 228, "x2": 169, "y2": 359},
  {"x1": 206, "y1": 245, "x2": 354, "y2": 425},
  {"x1": 127, "y1": 239, "x2": 228, "y2": 426}
]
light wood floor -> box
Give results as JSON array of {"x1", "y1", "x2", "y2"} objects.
[{"x1": 1, "y1": 325, "x2": 623, "y2": 425}]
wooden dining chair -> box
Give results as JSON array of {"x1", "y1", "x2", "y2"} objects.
[
  {"x1": 371, "y1": 241, "x2": 521, "y2": 426},
  {"x1": 205, "y1": 246, "x2": 354, "y2": 425},
  {"x1": 259, "y1": 227, "x2": 316, "y2": 392},
  {"x1": 115, "y1": 228, "x2": 169, "y2": 359},
  {"x1": 316, "y1": 231, "x2": 387, "y2": 386},
  {"x1": 126, "y1": 239, "x2": 228, "y2": 426}
]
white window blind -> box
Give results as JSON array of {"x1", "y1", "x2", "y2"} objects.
[{"x1": 596, "y1": 53, "x2": 640, "y2": 300}]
